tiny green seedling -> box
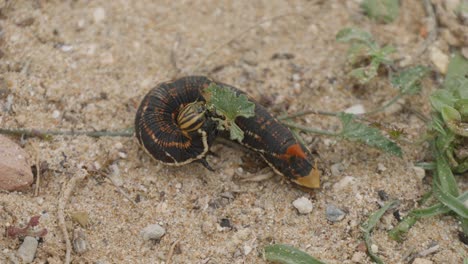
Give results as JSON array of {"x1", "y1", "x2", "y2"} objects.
[{"x1": 336, "y1": 28, "x2": 396, "y2": 84}]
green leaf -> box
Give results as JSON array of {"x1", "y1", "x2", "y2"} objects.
[
  {"x1": 361, "y1": 0, "x2": 400, "y2": 23},
  {"x1": 435, "y1": 150, "x2": 459, "y2": 196},
  {"x1": 441, "y1": 106, "x2": 468, "y2": 137},
  {"x1": 362, "y1": 200, "x2": 398, "y2": 233},
  {"x1": 441, "y1": 106, "x2": 462, "y2": 123},
  {"x1": 204, "y1": 83, "x2": 255, "y2": 142},
  {"x1": 444, "y1": 52, "x2": 468, "y2": 97},
  {"x1": 264, "y1": 244, "x2": 326, "y2": 264},
  {"x1": 388, "y1": 215, "x2": 418, "y2": 242},
  {"x1": 454, "y1": 99, "x2": 468, "y2": 121},
  {"x1": 430, "y1": 90, "x2": 456, "y2": 113},
  {"x1": 361, "y1": 200, "x2": 398, "y2": 264},
  {"x1": 433, "y1": 183, "x2": 468, "y2": 218},
  {"x1": 391, "y1": 66, "x2": 429, "y2": 95},
  {"x1": 336, "y1": 28, "x2": 375, "y2": 47},
  {"x1": 349, "y1": 66, "x2": 378, "y2": 84},
  {"x1": 337, "y1": 113, "x2": 402, "y2": 157}
]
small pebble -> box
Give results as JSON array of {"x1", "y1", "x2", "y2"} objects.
[
  {"x1": 140, "y1": 224, "x2": 165, "y2": 241},
  {"x1": 429, "y1": 46, "x2": 449, "y2": 74},
  {"x1": 330, "y1": 163, "x2": 344, "y2": 177},
  {"x1": 326, "y1": 204, "x2": 346, "y2": 222},
  {"x1": 351, "y1": 252, "x2": 366, "y2": 263},
  {"x1": 292, "y1": 197, "x2": 313, "y2": 214},
  {"x1": 412, "y1": 258, "x2": 433, "y2": 264},
  {"x1": 93, "y1": 7, "x2": 106, "y2": 23},
  {"x1": 73, "y1": 229, "x2": 88, "y2": 254},
  {"x1": 17, "y1": 236, "x2": 38, "y2": 263},
  {"x1": 52, "y1": 110, "x2": 61, "y2": 119},
  {"x1": 413, "y1": 166, "x2": 426, "y2": 181},
  {"x1": 344, "y1": 104, "x2": 366, "y2": 115},
  {"x1": 333, "y1": 176, "x2": 355, "y2": 191},
  {"x1": 377, "y1": 163, "x2": 387, "y2": 172},
  {"x1": 70, "y1": 211, "x2": 90, "y2": 227},
  {"x1": 0, "y1": 135, "x2": 33, "y2": 191},
  {"x1": 370, "y1": 244, "x2": 378, "y2": 253},
  {"x1": 243, "y1": 245, "x2": 252, "y2": 256},
  {"x1": 292, "y1": 73, "x2": 301, "y2": 82}
]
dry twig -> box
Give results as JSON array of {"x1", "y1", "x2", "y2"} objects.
[{"x1": 58, "y1": 169, "x2": 88, "y2": 264}]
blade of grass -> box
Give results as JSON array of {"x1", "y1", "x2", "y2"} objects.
[
  {"x1": 361, "y1": 200, "x2": 398, "y2": 263},
  {"x1": 264, "y1": 244, "x2": 326, "y2": 264},
  {"x1": 433, "y1": 183, "x2": 468, "y2": 218}
]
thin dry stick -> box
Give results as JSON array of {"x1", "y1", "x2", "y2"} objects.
[
  {"x1": 58, "y1": 170, "x2": 88, "y2": 264},
  {"x1": 103, "y1": 172, "x2": 138, "y2": 206},
  {"x1": 166, "y1": 239, "x2": 181, "y2": 264},
  {"x1": 190, "y1": 12, "x2": 310, "y2": 72}
]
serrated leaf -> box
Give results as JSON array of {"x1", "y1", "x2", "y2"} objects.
[
  {"x1": 337, "y1": 113, "x2": 402, "y2": 157},
  {"x1": 264, "y1": 244, "x2": 326, "y2": 264},
  {"x1": 336, "y1": 28, "x2": 375, "y2": 47},
  {"x1": 391, "y1": 66, "x2": 429, "y2": 95},
  {"x1": 372, "y1": 44, "x2": 396, "y2": 64},
  {"x1": 204, "y1": 83, "x2": 255, "y2": 142},
  {"x1": 361, "y1": 0, "x2": 400, "y2": 23}
]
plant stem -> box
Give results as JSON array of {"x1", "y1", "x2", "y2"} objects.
[
  {"x1": 0, "y1": 128, "x2": 134, "y2": 138},
  {"x1": 283, "y1": 122, "x2": 338, "y2": 136}
]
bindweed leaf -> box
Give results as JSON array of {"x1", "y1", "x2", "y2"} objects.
[
  {"x1": 264, "y1": 244, "x2": 326, "y2": 264},
  {"x1": 204, "y1": 83, "x2": 256, "y2": 142},
  {"x1": 337, "y1": 113, "x2": 402, "y2": 157}
]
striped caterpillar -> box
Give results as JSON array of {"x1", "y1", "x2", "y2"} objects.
[{"x1": 134, "y1": 76, "x2": 319, "y2": 188}]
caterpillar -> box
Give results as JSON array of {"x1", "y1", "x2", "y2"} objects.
[{"x1": 134, "y1": 76, "x2": 319, "y2": 188}]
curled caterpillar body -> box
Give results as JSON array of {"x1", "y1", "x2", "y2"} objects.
[
  {"x1": 135, "y1": 76, "x2": 318, "y2": 188},
  {"x1": 134, "y1": 77, "x2": 217, "y2": 166}
]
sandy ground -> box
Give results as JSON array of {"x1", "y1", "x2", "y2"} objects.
[{"x1": 0, "y1": 0, "x2": 466, "y2": 263}]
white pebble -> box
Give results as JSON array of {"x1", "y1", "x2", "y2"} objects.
[
  {"x1": 93, "y1": 7, "x2": 106, "y2": 23},
  {"x1": 52, "y1": 110, "x2": 60, "y2": 119},
  {"x1": 344, "y1": 104, "x2": 366, "y2": 115},
  {"x1": 413, "y1": 166, "x2": 426, "y2": 181},
  {"x1": 330, "y1": 163, "x2": 344, "y2": 177},
  {"x1": 333, "y1": 176, "x2": 356, "y2": 191},
  {"x1": 140, "y1": 224, "x2": 166, "y2": 241},
  {"x1": 17, "y1": 236, "x2": 38, "y2": 263},
  {"x1": 377, "y1": 163, "x2": 387, "y2": 172},
  {"x1": 429, "y1": 46, "x2": 449, "y2": 74},
  {"x1": 292, "y1": 197, "x2": 313, "y2": 214},
  {"x1": 371, "y1": 244, "x2": 378, "y2": 253},
  {"x1": 243, "y1": 245, "x2": 252, "y2": 256},
  {"x1": 292, "y1": 73, "x2": 301, "y2": 81}
]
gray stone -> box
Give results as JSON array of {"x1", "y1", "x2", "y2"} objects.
[
  {"x1": 326, "y1": 204, "x2": 346, "y2": 222},
  {"x1": 140, "y1": 224, "x2": 166, "y2": 241},
  {"x1": 17, "y1": 236, "x2": 38, "y2": 263}
]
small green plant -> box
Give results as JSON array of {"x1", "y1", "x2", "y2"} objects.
[
  {"x1": 389, "y1": 52, "x2": 468, "y2": 241},
  {"x1": 336, "y1": 28, "x2": 396, "y2": 84}
]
